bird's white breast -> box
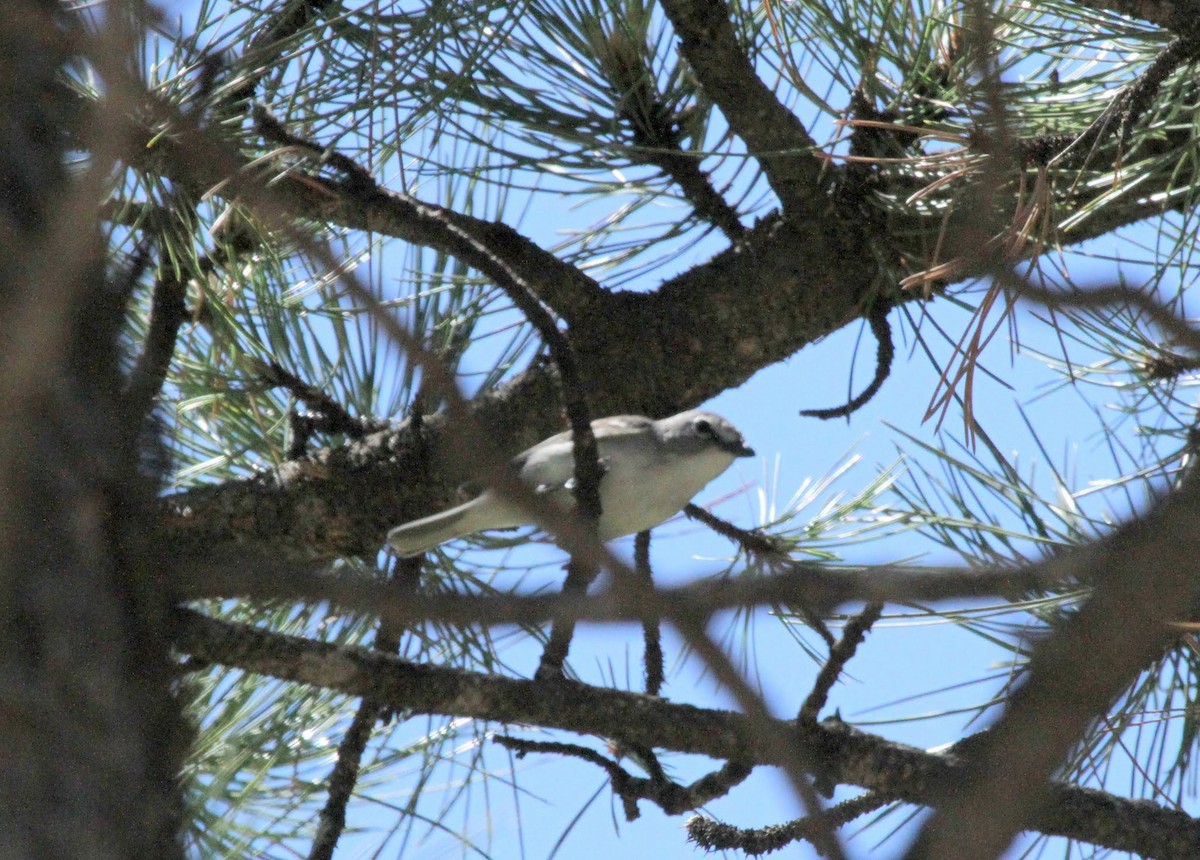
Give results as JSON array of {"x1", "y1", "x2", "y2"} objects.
[{"x1": 589, "y1": 440, "x2": 735, "y2": 539}]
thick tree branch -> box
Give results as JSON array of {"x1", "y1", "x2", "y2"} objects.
[
  {"x1": 657, "y1": 0, "x2": 831, "y2": 220},
  {"x1": 1065, "y1": 0, "x2": 1200, "y2": 34},
  {"x1": 172, "y1": 609, "x2": 1200, "y2": 858},
  {"x1": 597, "y1": 25, "x2": 746, "y2": 241},
  {"x1": 149, "y1": 137, "x2": 1198, "y2": 567},
  {"x1": 150, "y1": 142, "x2": 872, "y2": 560}
]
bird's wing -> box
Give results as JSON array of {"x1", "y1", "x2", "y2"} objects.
[
  {"x1": 524, "y1": 415, "x2": 652, "y2": 452},
  {"x1": 514, "y1": 416, "x2": 650, "y2": 492}
]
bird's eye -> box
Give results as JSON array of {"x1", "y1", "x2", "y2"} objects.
[{"x1": 695, "y1": 418, "x2": 712, "y2": 436}]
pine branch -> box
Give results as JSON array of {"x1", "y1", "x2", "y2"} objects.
[
  {"x1": 1064, "y1": 0, "x2": 1200, "y2": 34},
  {"x1": 657, "y1": 0, "x2": 831, "y2": 220},
  {"x1": 172, "y1": 608, "x2": 1200, "y2": 858}
]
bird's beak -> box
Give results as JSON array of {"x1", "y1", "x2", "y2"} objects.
[{"x1": 733, "y1": 442, "x2": 755, "y2": 458}]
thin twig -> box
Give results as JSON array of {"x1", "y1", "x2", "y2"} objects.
[
  {"x1": 1012, "y1": 280, "x2": 1200, "y2": 354},
  {"x1": 657, "y1": 0, "x2": 830, "y2": 218},
  {"x1": 799, "y1": 603, "x2": 884, "y2": 723},
  {"x1": 1049, "y1": 34, "x2": 1200, "y2": 170},
  {"x1": 494, "y1": 735, "x2": 752, "y2": 819},
  {"x1": 1117, "y1": 36, "x2": 1200, "y2": 146},
  {"x1": 601, "y1": 26, "x2": 745, "y2": 241},
  {"x1": 800, "y1": 300, "x2": 894, "y2": 421},
  {"x1": 687, "y1": 791, "x2": 891, "y2": 856},
  {"x1": 220, "y1": 2, "x2": 340, "y2": 113},
  {"x1": 261, "y1": 361, "x2": 364, "y2": 435},
  {"x1": 259, "y1": 360, "x2": 385, "y2": 457},
  {"x1": 307, "y1": 552, "x2": 423, "y2": 860},
  {"x1": 307, "y1": 695, "x2": 377, "y2": 860},
  {"x1": 683, "y1": 503, "x2": 787, "y2": 556},
  {"x1": 683, "y1": 504, "x2": 835, "y2": 645},
  {"x1": 635, "y1": 530, "x2": 664, "y2": 696}
]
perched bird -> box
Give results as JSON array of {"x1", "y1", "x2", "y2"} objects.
[{"x1": 387, "y1": 409, "x2": 754, "y2": 557}]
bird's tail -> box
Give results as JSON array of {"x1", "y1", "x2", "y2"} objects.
[{"x1": 387, "y1": 502, "x2": 478, "y2": 557}]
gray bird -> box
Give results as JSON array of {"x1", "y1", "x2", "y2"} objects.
[{"x1": 387, "y1": 409, "x2": 754, "y2": 557}]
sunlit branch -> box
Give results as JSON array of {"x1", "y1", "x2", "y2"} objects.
[{"x1": 657, "y1": 0, "x2": 831, "y2": 220}]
